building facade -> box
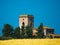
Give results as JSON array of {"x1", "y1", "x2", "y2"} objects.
[
  {"x1": 43, "y1": 26, "x2": 54, "y2": 37},
  {"x1": 19, "y1": 14, "x2": 34, "y2": 28},
  {"x1": 19, "y1": 14, "x2": 54, "y2": 37}
]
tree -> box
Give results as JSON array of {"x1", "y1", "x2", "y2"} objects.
[
  {"x1": 37, "y1": 23, "x2": 44, "y2": 38},
  {"x1": 2, "y1": 24, "x2": 13, "y2": 37},
  {"x1": 25, "y1": 26, "x2": 33, "y2": 38},
  {"x1": 14, "y1": 27, "x2": 20, "y2": 38},
  {"x1": 21, "y1": 22, "x2": 25, "y2": 38}
]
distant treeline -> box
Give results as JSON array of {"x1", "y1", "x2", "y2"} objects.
[{"x1": 0, "y1": 23, "x2": 50, "y2": 40}]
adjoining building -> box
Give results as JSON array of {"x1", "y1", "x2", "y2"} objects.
[
  {"x1": 19, "y1": 14, "x2": 54, "y2": 37},
  {"x1": 49, "y1": 34, "x2": 60, "y2": 38},
  {"x1": 32, "y1": 26, "x2": 54, "y2": 37},
  {"x1": 43, "y1": 26, "x2": 54, "y2": 37}
]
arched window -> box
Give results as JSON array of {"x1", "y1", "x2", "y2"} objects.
[{"x1": 22, "y1": 22, "x2": 25, "y2": 26}]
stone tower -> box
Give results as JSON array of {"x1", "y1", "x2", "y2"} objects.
[{"x1": 19, "y1": 14, "x2": 34, "y2": 28}]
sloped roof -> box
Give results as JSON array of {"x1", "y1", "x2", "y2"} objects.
[
  {"x1": 43, "y1": 26, "x2": 54, "y2": 29},
  {"x1": 36, "y1": 26, "x2": 54, "y2": 29},
  {"x1": 54, "y1": 34, "x2": 60, "y2": 36}
]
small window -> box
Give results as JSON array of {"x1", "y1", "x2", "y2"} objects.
[{"x1": 23, "y1": 19, "x2": 24, "y2": 20}]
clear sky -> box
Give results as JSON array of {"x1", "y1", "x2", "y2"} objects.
[{"x1": 0, "y1": 0, "x2": 60, "y2": 36}]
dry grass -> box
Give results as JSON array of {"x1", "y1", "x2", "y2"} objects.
[{"x1": 0, "y1": 39, "x2": 60, "y2": 45}]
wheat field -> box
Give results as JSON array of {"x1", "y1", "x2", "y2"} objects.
[{"x1": 0, "y1": 39, "x2": 60, "y2": 45}]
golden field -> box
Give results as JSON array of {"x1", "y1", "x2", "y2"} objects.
[{"x1": 0, "y1": 39, "x2": 60, "y2": 45}]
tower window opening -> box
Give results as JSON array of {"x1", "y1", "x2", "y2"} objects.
[
  {"x1": 22, "y1": 22, "x2": 25, "y2": 26},
  {"x1": 23, "y1": 19, "x2": 24, "y2": 20}
]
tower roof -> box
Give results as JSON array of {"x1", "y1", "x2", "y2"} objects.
[{"x1": 19, "y1": 14, "x2": 34, "y2": 18}]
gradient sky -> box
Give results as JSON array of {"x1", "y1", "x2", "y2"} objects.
[{"x1": 0, "y1": 0, "x2": 60, "y2": 36}]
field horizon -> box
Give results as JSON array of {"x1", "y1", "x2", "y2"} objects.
[{"x1": 0, "y1": 38, "x2": 60, "y2": 45}]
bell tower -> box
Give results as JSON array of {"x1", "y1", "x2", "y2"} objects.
[{"x1": 19, "y1": 14, "x2": 34, "y2": 28}]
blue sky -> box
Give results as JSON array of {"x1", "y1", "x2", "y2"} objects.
[{"x1": 0, "y1": 0, "x2": 60, "y2": 36}]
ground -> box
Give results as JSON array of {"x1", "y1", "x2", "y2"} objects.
[{"x1": 0, "y1": 39, "x2": 60, "y2": 45}]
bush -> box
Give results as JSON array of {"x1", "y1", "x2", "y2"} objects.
[{"x1": 0, "y1": 36, "x2": 13, "y2": 40}]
